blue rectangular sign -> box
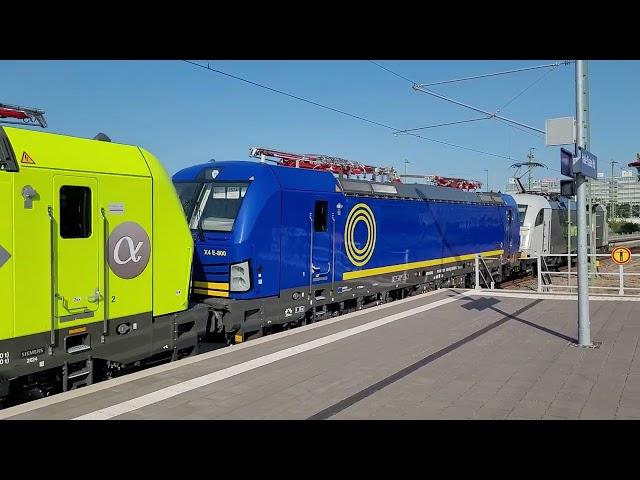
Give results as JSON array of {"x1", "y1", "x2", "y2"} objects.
[
  {"x1": 560, "y1": 148, "x2": 574, "y2": 177},
  {"x1": 560, "y1": 179, "x2": 575, "y2": 196},
  {"x1": 573, "y1": 147, "x2": 598, "y2": 179}
]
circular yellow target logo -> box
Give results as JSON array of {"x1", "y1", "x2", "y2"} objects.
[{"x1": 345, "y1": 203, "x2": 376, "y2": 266}]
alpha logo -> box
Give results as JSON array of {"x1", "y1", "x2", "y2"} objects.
[
  {"x1": 114, "y1": 237, "x2": 143, "y2": 265},
  {"x1": 344, "y1": 203, "x2": 376, "y2": 267},
  {"x1": 108, "y1": 222, "x2": 151, "y2": 279}
]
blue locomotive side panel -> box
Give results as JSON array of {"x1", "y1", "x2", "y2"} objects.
[
  {"x1": 500, "y1": 192, "x2": 520, "y2": 254},
  {"x1": 273, "y1": 176, "x2": 518, "y2": 291},
  {"x1": 331, "y1": 196, "x2": 512, "y2": 284}
]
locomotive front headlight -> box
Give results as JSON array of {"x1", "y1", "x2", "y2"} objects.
[{"x1": 230, "y1": 261, "x2": 251, "y2": 292}]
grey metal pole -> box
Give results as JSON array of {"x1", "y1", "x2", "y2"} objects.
[
  {"x1": 583, "y1": 60, "x2": 596, "y2": 275},
  {"x1": 588, "y1": 182, "x2": 596, "y2": 273},
  {"x1": 575, "y1": 60, "x2": 592, "y2": 346},
  {"x1": 567, "y1": 198, "x2": 572, "y2": 282},
  {"x1": 537, "y1": 255, "x2": 542, "y2": 293}
]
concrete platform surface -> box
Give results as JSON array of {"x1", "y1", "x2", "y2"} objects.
[{"x1": 2, "y1": 288, "x2": 640, "y2": 420}]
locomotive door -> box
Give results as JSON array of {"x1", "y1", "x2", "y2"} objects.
[
  {"x1": 310, "y1": 197, "x2": 335, "y2": 286},
  {"x1": 0, "y1": 176, "x2": 13, "y2": 339},
  {"x1": 506, "y1": 208, "x2": 514, "y2": 250},
  {"x1": 52, "y1": 175, "x2": 101, "y2": 319},
  {"x1": 541, "y1": 208, "x2": 552, "y2": 254}
]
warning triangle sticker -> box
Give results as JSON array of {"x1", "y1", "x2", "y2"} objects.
[{"x1": 21, "y1": 152, "x2": 35, "y2": 164}]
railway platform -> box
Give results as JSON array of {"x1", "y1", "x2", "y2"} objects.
[{"x1": 2, "y1": 288, "x2": 640, "y2": 420}]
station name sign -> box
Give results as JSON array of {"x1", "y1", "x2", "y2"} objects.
[
  {"x1": 575, "y1": 147, "x2": 597, "y2": 179},
  {"x1": 560, "y1": 147, "x2": 598, "y2": 180}
]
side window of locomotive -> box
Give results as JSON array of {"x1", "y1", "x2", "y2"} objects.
[
  {"x1": 174, "y1": 182, "x2": 202, "y2": 220},
  {"x1": 60, "y1": 186, "x2": 92, "y2": 239},
  {"x1": 517, "y1": 205, "x2": 527, "y2": 226},
  {"x1": 534, "y1": 209, "x2": 544, "y2": 227},
  {"x1": 314, "y1": 201, "x2": 328, "y2": 232}
]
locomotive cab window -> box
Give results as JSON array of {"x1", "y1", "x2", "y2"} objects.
[
  {"x1": 60, "y1": 186, "x2": 92, "y2": 238},
  {"x1": 190, "y1": 182, "x2": 250, "y2": 232},
  {"x1": 534, "y1": 209, "x2": 544, "y2": 227},
  {"x1": 314, "y1": 201, "x2": 328, "y2": 232},
  {"x1": 174, "y1": 182, "x2": 202, "y2": 220}
]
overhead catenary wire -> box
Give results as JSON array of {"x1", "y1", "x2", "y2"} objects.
[
  {"x1": 414, "y1": 61, "x2": 573, "y2": 87},
  {"x1": 184, "y1": 60, "x2": 395, "y2": 131},
  {"x1": 412, "y1": 84, "x2": 546, "y2": 134},
  {"x1": 495, "y1": 64, "x2": 560, "y2": 114},
  {"x1": 395, "y1": 116, "x2": 490, "y2": 134},
  {"x1": 367, "y1": 62, "x2": 496, "y2": 135},
  {"x1": 369, "y1": 60, "x2": 566, "y2": 135},
  {"x1": 182, "y1": 60, "x2": 513, "y2": 161},
  {"x1": 367, "y1": 60, "x2": 417, "y2": 84},
  {"x1": 403, "y1": 131, "x2": 512, "y2": 160},
  {"x1": 503, "y1": 121, "x2": 546, "y2": 140}
]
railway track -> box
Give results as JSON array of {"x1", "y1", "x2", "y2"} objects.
[
  {"x1": 499, "y1": 275, "x2": 538, "y2": 291},
  {"x1": 609, "y1": 234, "x2": 640, "y2": 244}
]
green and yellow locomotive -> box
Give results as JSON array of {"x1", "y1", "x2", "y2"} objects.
[{"x1": 0, "y1": 125, "x2": 208, "y2": 404}]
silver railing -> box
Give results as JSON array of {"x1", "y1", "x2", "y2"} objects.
[
  {"x1": 474, "y1": 254, "x2": 501, "y2": 290},
  {"x1": 536, "y1": 253, "x2": 640, "y2": 296}
]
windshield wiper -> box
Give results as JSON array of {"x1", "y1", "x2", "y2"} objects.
[{"x1": 197, "y1": 216, "x2": 206, "y2": 241}]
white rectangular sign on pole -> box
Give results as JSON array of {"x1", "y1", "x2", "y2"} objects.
[{"x1": 545, "y1": 117, "x2": 576, "y2": 146}]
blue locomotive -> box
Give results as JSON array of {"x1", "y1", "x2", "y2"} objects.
[{"x1": 172, "y1": 147, "x2": 520, "y2": 343}]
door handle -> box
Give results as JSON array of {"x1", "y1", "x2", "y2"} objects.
[{"x1": 87, "y1": 288, "x2": 102, "y2": 303}]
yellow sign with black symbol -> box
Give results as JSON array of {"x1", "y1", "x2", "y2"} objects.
[
  {"x1": 21, "y1": 152, "x2": 35, "y2": 164},
  {"x1": 611, "y1": 246, "x2": 632, "y2": 265},
  {"x1": 344, "y1": 203, "x2": 376, "y2": 267}
]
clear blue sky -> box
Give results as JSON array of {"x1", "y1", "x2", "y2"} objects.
[{"x1": 1, "y1": 60, "x2": 638, "y2": 190}]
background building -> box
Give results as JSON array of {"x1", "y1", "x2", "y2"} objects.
[
  {"x1": 505, "y1": 169, "x2": 640, "y2": 220},
  {"x1": 505, "y1": 177, "x2": 560, "y2": 195}
]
